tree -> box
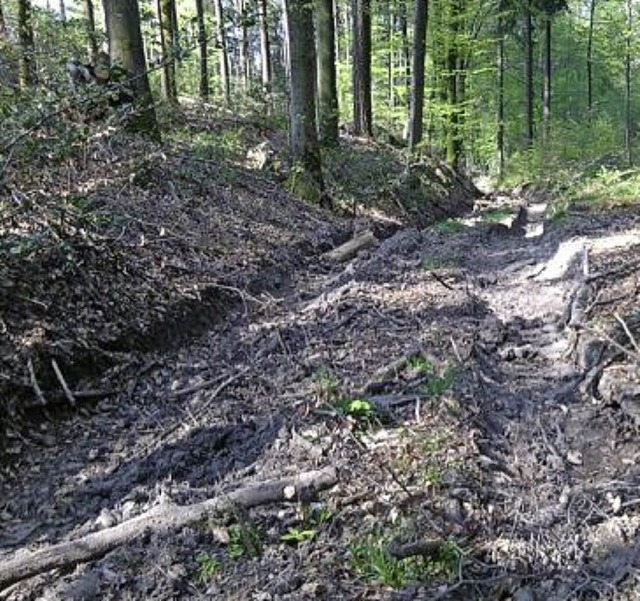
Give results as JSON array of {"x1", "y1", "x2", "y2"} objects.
[
  {"x1": 352, "y1": 0, "x2": 372, "y2": 136},
  {"x1": 316, "y1": 0, "x2": 339, "y2": 145},
  {"x1": 586, "y1": 0, "x2": 596, "y2": 118},
  {"x1": 103, "y1": 0, "x2": 160, "y2": 138},
  {"x1": 284, "y1": 0, "x2": 328, "y2": 206},
  {"x1": 523, "y1": 0, "x2": 534, "y2": 148},
  {"x1": 624, "y1": 0, "x2": 633, "y2": 165},
  {"x1": 408, "y1": 0, "x2": 428, "y2": 154},
  {"x1": 0, "y1": 0, "x2": 7, "y2": 38},
  {"x1": 85, "y1": 0, "x2": 99, "y2": 63},
  {"x1": 213, "y1": 0, "x2": 231, "y2": 106},
  {"x1": 258, "y1": 0, "x2": 272, "y2": 100},
  {"x1": 18, "y1": 0, "x2": 36, "y2": 88},
  {"x1": 158, "y1": 0, "x2": 178, "y2": 103},
  {"x1": 195, "y1": 0, "x2": 209, "y2": 100},
  {"x1": 496, "y1": 10, "x2": 506, "y2": 177}
]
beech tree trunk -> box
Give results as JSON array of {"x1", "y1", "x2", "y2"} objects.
[
  {"x1": 284, "y1": 0, "x2": 326, "y2": 203},
  {"x1": 85, "y1": 0, "x2": 99, "y2": 62},
  {"x1": 408, "y1": 0, "x2": 428, "y2": 154},
  {"x1": 542, "y1": 15, "x2": 551, "y2": 145},
  {"x1": 497, "y1": 14, "x2": 505, "y2": 178},
  {"x1": 213, "y1": 0, "x2": 231, "y2": 106},
  {"x1": 587, "y1": 0, "x2": 596, "y2": 117},
  {"x1": 625, "y1": 0, "x2": 632, "y2": 166},
  {"x1": 103, "y1": 0, "x2": 160, "y2": 139},
  {"x1": 0, "y1": 0, "x2": 5, "y2": 38},
  {"x1": 195, "y1": 0, "x2": 209, "y2": 100},
  {"x1": 352, "y1": 0, "x2": 372, "y2": 136},
  {"x1": 258, "y1": 0, "x2": 272, "y2": 98},
  {"x1": 159, "y1": 0, "x2": 178, "y2": 103},
  {"x1": 316, "y1": 0, "x2": 339, "y2": 145},
  {"x1": 18, "y1": 0, "x2": 36, "y2": 88},
  {"x1": 523, "y1": 0, "x2": 534, "y2": 148}
]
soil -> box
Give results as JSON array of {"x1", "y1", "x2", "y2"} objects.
[{"x1": 2, "y1": 116, "x2": 640, "y2": 600}]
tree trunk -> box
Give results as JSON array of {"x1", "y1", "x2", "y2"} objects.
[
  {"x1": 446, "y1": 0, "x2": 461, "y2": 168},
  {"x1": 85, "y1": 0, "x2": 99, "y2": 62},
  {"x1": 213, "y1": 0, "x2": 231, "y2": 106},
  {"x1": 195, "y1": 0, "x2": 209, "y2": 100},
  {"x1": 497, "y1": 14, "x2": 505, "y2": 179},
  {"x1": 316, "y1": 0, "x2": 339, "y2": 145},
  {"x1": 625, "y1": 0, "x2": 632, "y2": 166},
  {"x1": 587, "y1": 0, "x2": 596, "y2": 118},
  {"x1": 408, "y1": 0, "x2": 428, "y2": 155},
  {"x1": 258, "y1": 0, "x2": 272, "y2": 99},
  {"x1": 352, "y1": 0, "x2": 372, "y2": 136},
  {"x1": 238, "y1": 0, "x2": 250, "y2": 89},
  {"x1": 0, "y1": 0, "x2": 8, "y2": 38},
  {"x1": 523, "y1": 0, "x2": 534, "y2": 148},
  {"x1": 158, "y1": 0, "x2": 178, "y2": 103},
  {"x1": 18, "y1": 0, "x2": 36, "y2": 88},
  {"x1": 59, "y1": 0, "x2": 66, "y2": 23},
  {"x1": 542, "y1": 14, "x2": 551, "y2": 146},
  {"x1": 284, "y1": 0, "x2": 326, "y2": 204},
  {"x1": 103, "y1": 0, "x2": 160, "y2": 139},
  {"x1": 398, "y1": 0, "x2": 410, "y2": 121}
]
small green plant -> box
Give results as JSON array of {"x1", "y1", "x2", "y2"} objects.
[
  {"x1": 420, "y1": 257, "x2": 458, "y2": 271},
  {"x1": 194, "y1": 551, "x2": 221, "y2": 585},
  {"x1": 423, "y1": 464, "x2": 443, "y2": 486},
  {"x1": 310, "y1": 504, "x2": 334, "y2": 526},
  {"x1": 421, "y1": 365, "x2": 457, "y2": 398},
  {"x1": 228, "y1": 522, "x2": 262, "y2": 560},
  {"x1": 313, "y1": 369, "x2": 340, "y2": 401},
  {"x1": 433, "y1": 218, "x2": 467, "y2": 234},
  {"x1": 280, "y1": 527, "x2": 317, "y2": 544},
  {"x1": 407, "y1": 356, "x2": 434, "y2": 376},
  {"x1": 350, "y1": 538, "x2": 423, "y2": 588}
]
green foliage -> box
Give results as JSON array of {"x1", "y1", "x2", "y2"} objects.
[
  {"x1": 313, "y1": 368, "x2": 340, "y2": 402},
  {"x1": 194, "y1": 551, "x2": 221, "y2": 585},
  {"x1": 337, "y1": 397, "x2": 375, "y2": 426},
  {"x1": 432, "y1": 219, "x2": 467, "y2": 235},
  {"x1": 228, "y1": 522, "x2": 262, "y2": 560},
  {"x1": 569, "y1": 167, "x2": 640, "y2": 209},
  {"x1": 280, "y1": 527, "x2": 317, "y2": 544},
  {"x1": 421, "y1": 364, "x2": 457, "y2": 398},
  {"x1": 350, "y1": 534, "x2": 464, "y2": 589},
  {"x1": 406, "y1": 355, "x2": 435, "y2": 375}
]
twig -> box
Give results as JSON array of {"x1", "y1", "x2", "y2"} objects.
[
  {"x1": 431, "y1": 270, "x2": 455, "y2": 290},
  {"x1": 614, "y1": 313, "x2": 640, "y2": 354},
  {"x1": 51, "y1": 359, "x2": 76, "y2": 407},
  {"x1": 172, "y1": 366, "x2": 249, "y2": 400},
  {"x1": 573, "y1": 322, "x2": 640, "y2": 363},
  {"x1": 27, "y1": 359, "x2": 46, "y2": 406}
]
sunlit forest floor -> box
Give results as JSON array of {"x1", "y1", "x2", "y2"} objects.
[{"x1": 2, "y1": 108, "x2": 640, "y2": 599}]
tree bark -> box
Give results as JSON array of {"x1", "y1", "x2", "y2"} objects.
[
  {"x1": 59, "y1": 0, "x2": 66, "y2": 23},
  {"x1": 0, "y1": 0, "x2": 7, "y2": 38},
  {"x1": 195, "y1": 0, "x2": 209, "y2": 100},
  {"x1": 445, "y1": 0, "x2": 461, "y2": 168},
  {"x1": 0, "y1": 468, "x2": 337, "y2": 588},
  {"x1": 625, "y1": 0, "x2": 632, "y2": 166},
  {"x1": 542, "y1": 14, "x2": 551, "y2": 145},
  {"x1": 316, "y1": 0, "x2": 339, "y2": 145},
  {"x1": 103, "y1": 0, "x2": 160, "y2": 139},
  {"x1": 497, "y1": 14, "x2": 505, "y2": 178},
  {"x1": 213, "y1": 0, "x2": 231, "y2": 106},
  {"x1": 238, "y1": 0, "x2": 250, "y2": 89},
  {"x1": 408, "y1": 0, "x2": 429, "y2": 155},
  {"x1": 258, "y1": 0, "x2": 272, "y2": 100},
  {"x1": 18, "y1": 0, "x2": 36, "y2": 88},
  {"x1": 284, "y1": 0, "x2": 327, "y2": 204},
  {"x1": 158, "y1": 0, "x2": 178, "y2": 103},
  {"x1": 352, "y1": 0, "x2": 372, "y2": 136},
  {"x1": 85, "y1": 0, "x2": 99, "y2": 63},
  {"x1": 523, "y1": 0, "x2": 534, "y2": 148},
  {"x1": 587, "y1": 0, "x2": 596, "y2": 118}
]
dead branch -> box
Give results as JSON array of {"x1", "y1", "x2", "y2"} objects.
[
  {"x1": 323, "y1": 230, "x2": 378, "y2": 263},
  {"x1": 51, "y1": 359, "x2": 76, "y2": 407},
  {"x1": 389, "y1": 538, "x2": 444, "y2": 560},
  {"x1": 0, "y1": 467, "x2": 337, "y2": 588},
  {"x1": 27, "y1": 359, "x2": 46, "y2": 406}
]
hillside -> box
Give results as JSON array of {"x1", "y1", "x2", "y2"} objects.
[{"x1": 2, "y1": 111, "x2": 640, "y2": 600}]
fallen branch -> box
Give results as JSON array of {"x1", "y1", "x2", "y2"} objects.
[
  {"x1": 0, "y1": 467, "x2": 337, "y2": 588},
  {"x1": 27, "y1": 359, "x2": 46, "y2": 406},
  {"x1": 389, "y1": 538, "x2": 444, "y2": 560},
  {"x1": 51, "y1": 359, "x2": 76, "y2": 407},
  {"x1": 323, "y1": 230, "x2": 378, "y2": 263}
]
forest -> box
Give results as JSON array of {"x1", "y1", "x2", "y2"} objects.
[{"x1": 1, "y1": 0, "x2": 640, "y2": 599}]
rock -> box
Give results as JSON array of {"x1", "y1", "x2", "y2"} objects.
[{"x1": 246, "y1": 141, "x2": 277, "y2": 172}]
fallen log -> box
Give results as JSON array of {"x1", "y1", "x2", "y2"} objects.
[
  {"x1": 0, "y1": 467, "x2": 338, "y2": 588},
  {"x1": 323, "y1": 230, "x2": 378, "y2": 263}
]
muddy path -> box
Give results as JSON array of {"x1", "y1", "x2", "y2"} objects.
[{"x1": 2, "y1": 195, "x2": 640, "y2": 600}]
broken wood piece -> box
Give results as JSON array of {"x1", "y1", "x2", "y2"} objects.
[
  {"x1": 389, "y1": 538, "x2": 444, "y2": 560},
  {"x1": 51, "y1": 359, "x2": 76, "y2": 407},
  {"x1": 323, "y1": 230, "x2": 377, "y2": 263},
  {"x1": 27, "y1": 358, "x2": 46, "y2": 406},
  {"x1": 0, "y1": 467, "x2": 338, "y2": 588},
  {"x1": 361, "y1": 349, "x2": 423, "y2": 394}
]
